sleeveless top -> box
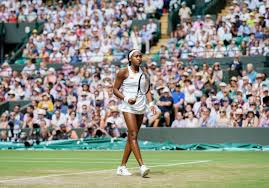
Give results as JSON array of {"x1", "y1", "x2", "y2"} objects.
[{"x1": 119, "y1": 66, "x2": 147, "y2": 114}]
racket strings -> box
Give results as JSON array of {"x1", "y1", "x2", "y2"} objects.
[{"x1": 139, "y1": 74, "x2": 150, "y2": 95}]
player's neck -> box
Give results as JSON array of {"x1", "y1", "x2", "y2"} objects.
[{"x1": 130, "y1": 65, "x2": 139, "y2": 73}]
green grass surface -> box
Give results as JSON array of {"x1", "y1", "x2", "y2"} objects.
[{"x1": 0, "y1": 151, "x2": 268, "y2": 188}]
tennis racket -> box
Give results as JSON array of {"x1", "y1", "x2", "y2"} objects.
[{"x1": 135, "y1": 73, "x2": 150, "y2": 100}]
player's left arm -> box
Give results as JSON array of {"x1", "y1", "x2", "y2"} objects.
[{"x1": 146, "y1": 83, "x2": 156, "y2": 114}]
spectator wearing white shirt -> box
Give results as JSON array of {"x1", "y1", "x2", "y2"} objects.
[
  {"x1": 214, "y1": 41, "x2": 227, "y2": 58},
  {"x1": 227, "y1": 40, "x2": 240, "y2": 57},
  {"x1": 191, "y1": 41, "x2": 205, "y2": 58},
  {"x1": 51, "y1": 110, "x2": 67, "y2": 129},
  {"x1": 184, "y1": 111, "x2": 199, "y2": 128},
  {"x1": 22, "y1": 60, "x2": 36, "y2": 75},
  {"x1": 171, "y1": 111, "x2": 185, "y2": 128},
  {"x1": 105, "y1": 106, "x2": 126, "y2": 137},
  {"x1": 178, "y1": 2, "x2": 191, "y2": 23}
]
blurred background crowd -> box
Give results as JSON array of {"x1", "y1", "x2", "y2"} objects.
[{"x1": 0, "y1": 0, "x2": 268, "y2": 142}]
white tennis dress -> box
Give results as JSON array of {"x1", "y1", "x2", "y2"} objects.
[{"x1": 119, "y1": 65, "x2": 147, "y2": 114}]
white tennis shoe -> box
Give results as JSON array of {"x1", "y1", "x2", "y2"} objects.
[
  {"x1": 140, "y1": 165, "x2": 150, "y2": 177},
  {"x1": 116, "y1": 166, "x2": 132, "y2": 176}
]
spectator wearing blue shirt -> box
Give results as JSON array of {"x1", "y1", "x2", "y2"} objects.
[
  {"x1": 139, "y1": 24, "x2": 152, "y2": 54},
  {"x1": 172, "y1": 83, "x2": 185, "y2": 115},
  {"x1": 246, "y1": 64, "x2": 257, "y2": 83},
  {"x1": 238, "y1": 20, "x2": 251, "y2": 37}
]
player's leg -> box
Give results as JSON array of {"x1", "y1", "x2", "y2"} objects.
[
  {"x1": 120, "y1": 136, "x2": 131, "y2": 166},
  {"x1": 122, "y1": 112, "x2": 144, "y2": 166},
  {"x1": 121, "y1": 113, "x2": 143, "y2": 166}
]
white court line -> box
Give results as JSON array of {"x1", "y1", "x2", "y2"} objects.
[
  {"x1": 0, "y1": 160, "x2": 211, "y2": 183},
  {"x1": 1, "y1": 160, "x2": 169, "y2": 165},
  {"x1": 0, "y1": 157, "x2": 197, "y2": 162}
]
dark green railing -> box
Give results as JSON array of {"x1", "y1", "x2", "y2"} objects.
[{"x1": 0, "y1": 22, "x2": 5, "y2": 64}]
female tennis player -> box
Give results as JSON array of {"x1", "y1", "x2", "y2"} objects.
[{"x1": 113, "y1": 49, "x2": 156, "y2": 177}]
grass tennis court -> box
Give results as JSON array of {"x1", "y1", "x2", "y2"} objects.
[{"x1": 0, "y1": 151, "x2": 268, "y2": 188}]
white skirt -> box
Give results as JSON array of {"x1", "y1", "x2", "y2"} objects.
[{"x1": 119, "y1": 95, "x2": 147, "y2": 114}]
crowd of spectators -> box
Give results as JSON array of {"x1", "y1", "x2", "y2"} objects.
[
  {"x1": 161, "y1": 0, "x2": 269, "y2": 60},
  {"x1": 0, "y1": 0, "x2": 162, "y2": 62},
  {"x1": 0, "y1": 0, "x2": 268, "y2": 143},
  {"x1": 0, "y1": 54, "x2": 268, "y2": 142}
]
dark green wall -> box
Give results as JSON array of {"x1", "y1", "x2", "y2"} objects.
[
  {"x1": 138, "y1": 128, "x2": 269, "y2": 145},
  {"x1": 3, "y1": 23, "x2": 41, "y2": 44},
  {"x1": 0, "y1": 100, "x2": 31, "y2": 115}
]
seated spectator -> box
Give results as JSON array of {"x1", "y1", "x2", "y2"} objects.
[
  {"x1": 171, "y1": 111, "x2": 185, "y2": 128},
  {"x1": 39, "y1": 119, "x2": 50, "y2": 141},
  {"x1": 231, "y1": 108, "x2": 244, "y2": 127},
  {"x1": 199, "y1": 107, "x2": 215, "y2": 127},
  {"x1": 49, "y1": 124, "x2": 78, "y2": 140},
  {"x1": 51, "y1": 110, "x2": 67, "y2": 129},
  {"x1": 259, "y1": 107, "x2": 269, "y2": 127},
  {"x1": 66, "y1": 111, "x2": 80, "y2": 128},
  {"x1": 38, "y1": 93, "x2": 54, "y2": 113},
  {"x1": 172, "y1": 83, "x2": 185, "y2": 114},
  {"x1": 184, "y1": 111, "x2": 199, "y2": 128},
  {"x1": 243, "y1": 109, "x2": 259, "y2": 127},
  {"x1": 215, "y1": 108, "x2": 231, "y2": 127},
  {"x1": 156, "y1": 87, "x2": 173, "y2": 127},
  {"x1": 105, "y1": 106, "x2": 126, "y2": 137},
  {"x1": 0, "y1": 113, "x2": 9, "y2": 141},
  {"x1": 35, "y1": 109, "x2": 50, "y2": 127},
  {"x1": 144, "y1": 105, "x2": 162, "y2": 128},
  {"x1": 22, "y1": 112, "x2": 34, "y2": 129}
]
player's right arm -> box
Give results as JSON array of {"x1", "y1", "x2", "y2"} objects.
[
  {"x1": 113, "y1": 68, "x2": 136, "y2": 105},
  {"x1": 113, "y1": 68, "x2": 128, "y2": 101}
]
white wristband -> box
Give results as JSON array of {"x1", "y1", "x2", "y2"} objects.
[
  {"x1": 124, "y1": 96, "x2": 130, "y2": 103},
  {"x1": 148, "y1": 101, "x2": 155, "y2": 107}
]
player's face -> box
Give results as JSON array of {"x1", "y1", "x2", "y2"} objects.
[{"x1": 130, "y1": 52, "x2": 142, "y2": 67}]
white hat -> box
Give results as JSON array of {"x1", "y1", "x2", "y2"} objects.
[
  {"x1": 8, "y1": 90, "x2": 15, "y2": 95},
  {"x1": 15, "y1": 78, "x2": 20, "y2": 82},
  {"x1": 242, "y1": 76, "x2": 249, "y2": 80},
  {"x1": 42, "y1": 93, "x2": 50, "y2": 97},
  {"x1": 152, "y1": 61, "x2": 157, "y2": 66},
  {"x1": 19, "y1": 91, "x2": 25, "y2": 96},
  {"x1": 256, "y1": 73, "x2": 263, "y2": 78},
  {"x1": 2, "y1": 62, "x2": 9, "y2": 67},
  {"x1": 34, "y1": 88, "x2": 41, "y2": 93},
  {"x1": 166, "y1": 61, "x2": 172, "y2": 66},
  {"x1": 48, "y1": 67, "x2": 55, "y2": 72},
  {"x1": 162, "y1": 87, "x2": 170, "y2": 93},
  {"x1": 195, "y1": 72, "x2": 203, "y2": 77},
  {"x1": 110, "y1": 106, "x2": 119, "y2": 112},
  {"x1": 230, "y1": 76, "x2": 237, "y2": 82},
  {"x1": 38, "y1": 109, "x2": 46, "y2": 115},
  {"x1": 263, "y1": 87, "x2": 269, "y2": 92},
  {"x1": 81, "y1": 91, "x2": 88, "y2": 96},
  {"x1": 183, "y1": 72, "x2": 189, "y2": 76},
  {"x1": 219, "y1": 82, "x2": 227, "y2": 87},
  {"x1": 235, "y1": 108, "x2": 243, "y2": 114}
]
